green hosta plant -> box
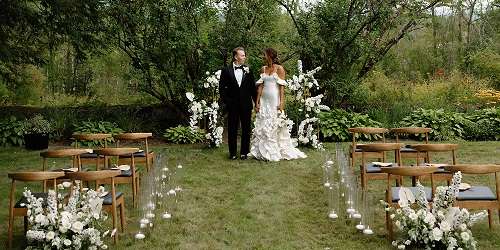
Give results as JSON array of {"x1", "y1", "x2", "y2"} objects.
[
  {"x1": 464, "y1": 108, "x2": 500, "y2": 141},
  {"x1": 72, "y1": 121, "x2": 123, "y2": 147},
  {"x1": 163, "y1": 126, "x2": 205, "y2": 144},
  {"x1": 318, "y1": 109, "x2": 383, "y2": 142},
  {"x1": 0, "y1": 116, "x2": 24, "y2": 147},
  {"x1": 399, "y1": 109, "x2": 468, "y2": 141}
]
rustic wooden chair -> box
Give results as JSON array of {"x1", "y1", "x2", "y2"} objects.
[
  {"x1": 391, "y1": 127, "x2": 431, "y2": 164},
  {"x1": 72, "y1": 133, "x2": 112, "y2": 169},
  {"x1": 66, "y1": 170, "x2": 125, "y2": 243},
  {"x1": 348, "y1": 127, "x2": 389, "y2": 169},
  {"x1": 357, "y1": 143, "x2": 403, "y2": 190},
  {"x1": 380, "y1": 166, "x2": 439, "y2": 240},
  {"x1": 40, "y1": 148, "x2": 90, "y2": 172},
  {"x1": 445, "y1": 164, "x2": 500, "y2": 229},
  {"x1": 409, "y1": 144, "x2": 459, "y2": 185},
  {"x1": 94, "y1": 148, "x2": 141, "y2": 207},
  {"x1": 115, "y1": 133, "x2": 154, "y2": 172},
  {"x1": 7, "y1": 171, "x2": 65, "y2": 249}
]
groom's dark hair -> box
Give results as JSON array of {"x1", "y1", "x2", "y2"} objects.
[{"x1": 232, "y1": 47, "x2": 245, "y2": 62}]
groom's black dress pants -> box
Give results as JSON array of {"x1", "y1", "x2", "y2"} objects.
[{"x1": 228, "y1": 106, "x2": 252, "y2": 157}]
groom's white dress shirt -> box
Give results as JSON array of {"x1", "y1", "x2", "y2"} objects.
[{"x1": 233, "y1": 63, "x2": 243, "y2": 87}]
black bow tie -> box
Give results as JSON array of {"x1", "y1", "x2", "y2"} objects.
[{"x1": 234, "y1": 65, "x2": 244, "y2": 70}]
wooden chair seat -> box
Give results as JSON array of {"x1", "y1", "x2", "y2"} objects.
[
  {"x1": 357, "y1": 143, "x2": 403, "y2": 190},
  {"x1": 94, "y1": 148, "x2": 141, "y2": 207},
  {"x1": 391, "y1": 186, "x2": 433, "y2": 202},
  {"x1": 380, "y1": 166, "x2": 439, "y2": 239},
  {"x1": 79, "y1": 152, "x2": 104, "y2": 158},
  {"x1": 399, "y1": 147, "x2": 418, "y2": 153},
  {"x1": 102, "y1": 192, "x2": 124, "y2": 205},
  {"x1": 457, "y1": 186, "x2": 496, "y2": 200},
  {"x1": 8, "y1": 171, "x2": 65, "y2": 248},
  {"x1": 444, "y1": 164, "x2": 500, "y2": 229},
  {"x1": 65, "y1": 170, "x2": 125, "y2": 243},
  {"x1": 114, "y1": 133, "x2": 154, "y2": 172}
]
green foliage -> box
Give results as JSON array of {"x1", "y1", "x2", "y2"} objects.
[
  {"x1": 163, "y1": 126, "x2": 204, "y2": 144},
  {"x1": 463, "y1": 108, "x2": 500, "y2": 141},
  {"x1": 21, "y1": 114, "x2": 53, "y2": 135},
  {"x1": 399, "y1": 109, "x2": 468, "y2": 141},
  {"x1": 318, "y1": 109, "x2": 382, "y2": 142},
  {"x1": 0, "y1": 116, "x2": 24, "y2": 147},
  {"x1": 468, "y1": 49, "x2": 500, "y2": 89},
  {"x1": 72, "y1": 121, "x2": 123, "y2": 147}
]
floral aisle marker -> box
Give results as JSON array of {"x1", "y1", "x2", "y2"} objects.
[
  {"x1": 24, "y1": 181, "x2": 109, "y2": 249},
  {"x1": 382, "y1": 172, "x2": 487, "y2": 250},
  {"x1": 287, "y1": 60, "x2": 330, "y2": 150},
  {"x1": 186, "y1": 70, "x2": 223, "y2": 147}
]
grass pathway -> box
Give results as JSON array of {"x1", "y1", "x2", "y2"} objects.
[{"x1": 1, "y1": 143, "x2": 500, "y2": 249}]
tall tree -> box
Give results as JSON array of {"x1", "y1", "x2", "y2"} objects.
[{"x1": 279, "y1": 0, "x2": 442, "y2": 106}]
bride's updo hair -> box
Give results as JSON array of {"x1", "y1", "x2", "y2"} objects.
[{"x1": 264, "y1": 48, "x2": 280, "y2": 65}]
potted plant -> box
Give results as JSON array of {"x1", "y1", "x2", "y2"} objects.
[{"x1": 21, "y1": 114, "x2": 53, "y2": 150}]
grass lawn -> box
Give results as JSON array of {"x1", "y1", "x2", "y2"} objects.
[{"x1": 1, "y1": 141, "x2": 500, "y2": 249}]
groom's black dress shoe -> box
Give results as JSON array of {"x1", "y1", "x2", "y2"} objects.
[
  {"x1": 230, "y1": 155, "x2": 238, "y2": 160},
  {"x1": 240, "y1": 155, "x2": 248, "y2": 160}
]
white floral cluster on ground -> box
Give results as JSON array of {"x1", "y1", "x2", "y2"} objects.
[
  {"x1": 381, "y1": 172, "x2": 487, "y2": 250},
  {"x1": 186, "y1": 70, "x2": 223, "y2": 147},
  {"x1": 24, "y1": 181, "x2": 109, "y2": 250},
  {"x1": 287, "y1": 60, "x2": 329, "y2": 150}
]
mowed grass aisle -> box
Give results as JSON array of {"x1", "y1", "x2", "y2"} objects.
[{"x1": 1, "y1": 142, "x2": 500, "y2": 249}]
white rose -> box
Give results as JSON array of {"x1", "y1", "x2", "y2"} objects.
[
  {"x1": 432, "y1": 227, "x2": 443, "y2": 241},
  {"x1": 439, "y1": 221, "x2": 451, "y2": 232},
  {"x1": 64, "y1": 239, "x2": 72, "y2": 246},
  {"x1": 460, "y1": 232, "x2": 470, "y2": 242},
  {"x1": 409, "y1": 213, "x2": 418, "y2": 221},
  {"x1": 71, "y1": 221, "x2": 84, "y2": 233},
  {"x1": 459, "y1": 223, "x2": 467, "y2": 231},
  {"x1": 46, "y1": 231, "x2": 55, "y2": 240},
  {"x1": 186, "y1": 92, "x2": 195, "y2": 102},
  {"x1": 424, "y1": 213, "x2": 436, "y2": 225},
  {"x1": 395, "y1": 220, "x2": 402, "y2": 229},
  {"x1": 35, "y1": 214, "x2": 46, "y2": 224},
  {"x1": 398, "y1": 245, "x2": 405, "y2": 249},
  {"x1": 62, "y1": 181, "x2": 72, "y2": 188}
]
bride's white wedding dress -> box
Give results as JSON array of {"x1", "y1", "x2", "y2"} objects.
[{"x1": 249, "y1": 71, "x2": 307, "y2": 161}]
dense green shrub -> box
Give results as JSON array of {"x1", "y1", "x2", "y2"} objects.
[
  {"x1": 469, "y1": 49, "x2": 500, "y2": 89},
  {"x1": 163, "y1": 126, "x2": 205, "y2": 144},
  {"x1": 399, "y1": 109, "x2": 468, "y2": 141},
  {"x1": 72, "y1": 121, "x2": 124, "y2": 147},
  {"x1": 463, "y1": 108, "x2": 500, "y2": 141},
  {"x1": 318, "y1": 109, "x2": 383, "y2": 142},
  {"x1": 0, "y1": 116, "x2": 24, "y2": 147},
  {"x1": 21, "y1": 114, "x2": 54, "y2": 134}
]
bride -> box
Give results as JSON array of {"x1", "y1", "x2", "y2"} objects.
[{"x1": 249, "y1": 48, "x2": 307, "y2": 161}]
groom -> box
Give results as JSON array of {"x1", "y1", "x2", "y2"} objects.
[{"x1": 219, "y1": 47, "x2": 257, "y2": 160}]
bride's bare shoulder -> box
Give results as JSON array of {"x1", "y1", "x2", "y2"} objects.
[{"x1": 260, "y1": 66, "x2": 266, "y2": 73}]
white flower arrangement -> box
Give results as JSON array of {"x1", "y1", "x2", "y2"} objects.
[
  {"x1": 382, "y1": 172, "x2": 487, "y2": 250},
  {"x1": 24, "y1": 181, "x2": 109, "y2": 250},
  {"x1": 276, "y1": 111, "x2": 294, "y2": 132},
  {"x1": 186, "y1": 70, "x2": 223, "y2": 147},
  {"x1": 287, "y1": 60, "x2": 328, "y2": 150},
  {"x1": 298, "y1": 117, "x2": 323, "y2": 150}
]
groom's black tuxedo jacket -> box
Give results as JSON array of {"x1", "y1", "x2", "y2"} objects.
[{"x1": 219, "y1": 65, "x2": 257, "y2": 111}]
